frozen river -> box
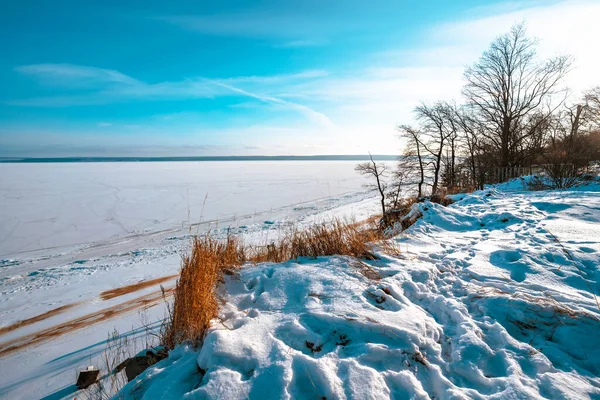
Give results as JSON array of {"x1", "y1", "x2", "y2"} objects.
[
  {"x1": 0, "y1": 160, "x2": 374, "y2": 259},
  {"x1": 0, "y1": 160, "x2": 385, "y2": 398}
]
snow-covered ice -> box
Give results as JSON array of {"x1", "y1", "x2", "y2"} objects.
[
  {"x1": 0, "y1": 161, "x2": 374, "y2": 258},
  {"x1": 0, "y1": 161, "x2": 383, "y2": 399},
  {"x1": 118, "y1": 180, "x2": 600, "y2": 399}
]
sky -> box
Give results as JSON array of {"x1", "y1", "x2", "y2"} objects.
[{"x1": 1, "y1": 0, "x2": 599, "y2": 157}]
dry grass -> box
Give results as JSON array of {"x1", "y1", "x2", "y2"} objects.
[
  {"x1": 386, "y1": 197, "x2": 419, "y2": 231},
  {"x1": 162, "y1": 234, "x2": 246, "y2": 348},
  {"x1": 162, "y1": 219, "x2": 388, "y2": 348},
  {"x1": 81, "y1": 325, "x2": 158, "y2": 400},
  {"x1": 249, "y1": 219, "x2": 382, "y2": 263}
]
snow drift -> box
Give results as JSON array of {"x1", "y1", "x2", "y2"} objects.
[{"x1": 118, "y1": 182, "x2": 600, "y2": 399}]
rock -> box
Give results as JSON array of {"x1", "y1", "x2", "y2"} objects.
[
  {"x1": 76, "y1": 366, "x2": 99, "y2": 389},
  {"x1": 115, "y1": 348, "x2": 168, "y2": 382}
]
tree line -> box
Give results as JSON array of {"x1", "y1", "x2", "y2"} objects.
[{"x1": 357, "y1": 24, "x2": 600, "y2": 223}]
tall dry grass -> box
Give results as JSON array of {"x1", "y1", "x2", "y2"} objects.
[
  {"x1": 249, "y1": 219, "x2": 382, "y2": 263},
  {"x1": 162, "y1": 219, "x2": 388, "y2": 348},
  {"x1": 162, "y1": 234, "x2": 246, "y2": 348}
]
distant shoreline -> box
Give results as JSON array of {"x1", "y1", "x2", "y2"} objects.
[{"x1": 0, "y1": 155, "x2": 398, "y2": 163}]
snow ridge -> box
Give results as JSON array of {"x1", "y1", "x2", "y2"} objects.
[{"x1": 119, "y1": 184, "x2": 600, "y2": 399}]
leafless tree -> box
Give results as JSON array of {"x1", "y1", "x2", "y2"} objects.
[
  {"x1": 585, "y1": 86, "x2": 600, "y2": 108},
  {"x1": 398, "y1": 125, "x2": 426, "y2": 197},
  {"x1": 537, "y1": 90, "x2": 600, "y2": 187},
  {"x1": 387, "y1": 162, "x2": 411, "y2": 211},
  {"x1": 584, "y1": 86, "x2": 600, "y2": 130},
  {"x1": 414, "y1": 102, "x2": 456, "y2": 195},
  {"x1": 453, "y1": 107, "x2": 485, "y2": 189},
  {"x1": 355, "y1": 154, "x2": 388, "y2": 222},
  {"x1": 440, "y1": 103, "x2": 461, "y2": 189},
  {"x1": 463, "y1": 23, "x2": 571, "y2": 170}
]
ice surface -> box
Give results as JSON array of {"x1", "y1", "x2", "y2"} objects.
[
  {"x1": 0, "y1": 161, "x2": 375, "y2": 258},
  {"x1": 0, "y1": 161, "x2": 384, "y2": 399}
]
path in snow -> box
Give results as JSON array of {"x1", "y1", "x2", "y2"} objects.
[{"x1": 119, "y1": 182, "x2": 600, "y2": 399}]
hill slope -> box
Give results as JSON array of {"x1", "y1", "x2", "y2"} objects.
[{"x1": 119, "y1": 181, "x2": 600, "y2": 399}]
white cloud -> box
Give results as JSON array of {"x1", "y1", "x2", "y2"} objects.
[
  {"x1": 275, "y1": 0, "x2": 600, "y2": 148},
  {"x1": 9, "y1": 64, "x2": 224, "y2": 106},
  {"x1": 222, "y1": 70, "x2": 328, "y2": 85},
  {"x1": 9, "y1": 65, "x2": 327, "y2": 111},
  {"x1": 10, "y1": 64, "x2": 334, "y2": 134},
  {"x1": 431, "y1": 0, "x2": 600, "y2": 93}
]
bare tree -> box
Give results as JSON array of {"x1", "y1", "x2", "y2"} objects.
[
  {"x1": 463, "y1": 23, "x2": 571, "y2": 170},
  {"x1": 398, "y1": 125, "x2": 426, "y2": 197},
  {"x1": 441, "y1": 103, "x2": 460, "y2": 190},
  {"x1": 585, "y1": 86, "x2": 600, "y2": 108},
  {"x1": 584, "y1": 86, "x2": 600, "y2": 130},
  {"x1": 453, "y1": 107, "x2": 485, "y2": 189},
  {"x1": 356, "y1": 154, "x2": 388, "y2": 222},
  {"x1": 414, "y1": 102, "x2": 456, "y2": 195},
  {"x1": 538, "y1": 90, "x2": 600, "y2": 187},
  {"x1": 387, "y1": 162, "x2": 411, "y2": 211}
]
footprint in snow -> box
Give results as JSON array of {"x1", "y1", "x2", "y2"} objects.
[
  {"x1": 263, "y1": 267, "x2": 275, "y2": 278},
  {"x1": 245, "y1": 277, "x2": 259, "y2": 290},
  {"x1": 489, "y1": 250, "x2": 530, "y2": 283}
]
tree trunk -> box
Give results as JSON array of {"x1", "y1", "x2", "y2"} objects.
[
  {"x1": 416, "y1": 145, "x2": 424, "y2": 198},
  {"x1": 500, "y1": 116, "x2": 511, "y2": 170},
  {"x1": 432, "y1": 145, "x2": 443, "y2": 195}
]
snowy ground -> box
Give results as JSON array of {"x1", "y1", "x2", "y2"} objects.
[
  {"x1": 119, "y1": 179, "x2": 600, "y2": 399},
  {"x1": 0, "y1": 161, "x2": 383, "y2": 399}
]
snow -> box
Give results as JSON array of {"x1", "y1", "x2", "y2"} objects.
[
  {"x1": 118, "y1": 180, "x2": 600, "y2": 399},
  {"x1": 0, "y1": 161, "x2": 384, "y2": 399},
  {"x1": 0, "y1": 161, "x2": 374, "y2": 258}
]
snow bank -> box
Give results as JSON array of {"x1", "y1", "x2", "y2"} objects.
[{"x1": 119, "y1": 184, "x2": 600, "y2": 399}]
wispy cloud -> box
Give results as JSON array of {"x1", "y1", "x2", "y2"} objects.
[
  {"x1": 223, "y1": 70, "x2": 328, "y2": 85},
  {"x1": 9, "y1": 63, "x2": 334, "y2": 130},
  {"x1": 158, "y1": 12, "x2": 348, "y2": 42},
  {"x1": 203, "y1": 79, "x2": 335, "y2": 130},
  {"x1": 274, "y1": 39, "x2": 328, "y2": 48},
  {"x1": 8, "y1": 65, "x2": 220, "y2": 106},
  {"x1": 9, "y1": 64, "x2": 330, "y2": 106},
  {"x1": 14, "y1": 64, "x2": 140, "y2": 88}
]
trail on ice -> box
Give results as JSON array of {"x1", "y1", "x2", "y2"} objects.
[{"x1": 120, "y1": 183, "x2": 600, "y2": 399}]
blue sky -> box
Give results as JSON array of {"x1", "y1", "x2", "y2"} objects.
[{"x1": 1, "y1": 0, "x2": 599, "y2": 156}]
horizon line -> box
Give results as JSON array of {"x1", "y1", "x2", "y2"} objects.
[{"x1": 0, "y1": 154, "x2": 399, "y2": 163}]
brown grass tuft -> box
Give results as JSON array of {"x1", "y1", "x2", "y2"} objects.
[
  {"x1": 162, "y1": 219, "x2": 390, "y2": 348},
  {"x1": 249, "y1": 219, "x2": 382, "y2": 263},
  {"x1": 162, "y1": 234, "x2": 246, "y2": 348}
]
